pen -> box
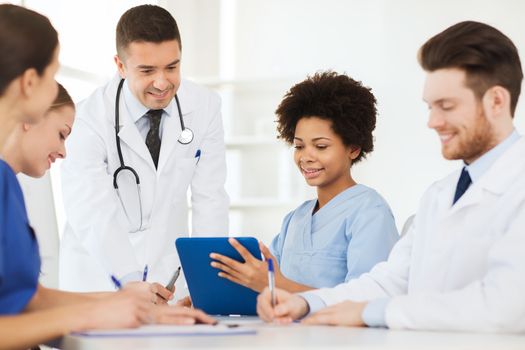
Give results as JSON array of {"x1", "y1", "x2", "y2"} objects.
[
  {"x1": 195, "y1": 149, "x2": 201, "y2": 164},
  {"x1": 110, "y1": 275, "x2": 122, "y2": 290},
  {"x1": 142, "y1": 265, "x2": 148, "y2": 282},
  {"x1": 268, "y1": 258, "x2": 276, "y2": 307},
  {"x1": 165, "y1": 266, "x2": 181, "y2": 293}
]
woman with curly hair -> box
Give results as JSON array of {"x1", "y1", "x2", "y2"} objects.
[{"x1": 211, "y1": 71, "x2": 399, "y2": 293}]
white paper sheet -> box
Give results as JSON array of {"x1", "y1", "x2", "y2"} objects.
[{"x1": 72, "y1": 324, "x2": 257, "y2": 337}]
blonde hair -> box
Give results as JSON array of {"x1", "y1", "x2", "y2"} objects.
[{"x1": 49, "y1": 83, "x2": 74, "y2": 112}]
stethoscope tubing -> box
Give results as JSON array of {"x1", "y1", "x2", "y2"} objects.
[
  {"x1": 113, "y1": 78, "x2": 193, "y2": 189},
  {"x1": 112, "y1": 78, "x2": 193, "y2": 232}
]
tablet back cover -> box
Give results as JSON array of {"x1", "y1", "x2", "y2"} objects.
[{"x1": 175, "y1": 237, "x2": 262, "y2": 315}]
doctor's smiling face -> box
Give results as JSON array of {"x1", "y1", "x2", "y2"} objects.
[
  {"x1": 419, "y1": 21, "x2": 520, "y2": 165},
  {"x1": 424, "y1": 68, "x2": 499, "y2": 164},
  {"x1": 293, "y1": 117, "x2": 360, "y2": 192},
  {"x1": 115, "y1": 39, "x2": 181, "y2": 110}
]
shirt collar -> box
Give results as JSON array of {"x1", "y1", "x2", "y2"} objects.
[
  {"x1": 465, "y1": 129, "x2": 520, "y2": 183},
  {"x1": 122, "y1": 80, "x2": 174, "y2": 123}
]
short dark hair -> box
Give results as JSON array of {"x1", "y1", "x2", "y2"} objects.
[
  {"x1": 275, "y1": 71, "x2": 377, "y2": 164},
  {"x1": 0, "y1": 4, "x2": 58, "y2": 95},
  {"x1": 49, "y1": 83, "x2": 74, "y2": 113},
  {"x1": 419, "y1": 21, "x2": 523, "y2": 116},
  {"x1": 116, "y1": 4, "x2": 181, "y2": 57}
]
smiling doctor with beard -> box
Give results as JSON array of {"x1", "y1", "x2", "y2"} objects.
[{"x1": 59, "y1": 5, "x2": 228, "y2": 297}]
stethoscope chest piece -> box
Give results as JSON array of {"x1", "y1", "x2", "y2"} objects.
[{"x1": 178, "y1": 128, "x2": 194, "y2": 144}]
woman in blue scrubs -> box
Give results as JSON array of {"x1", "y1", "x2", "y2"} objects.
[
  {"x1": 211, "y1": 72, "x2": 399, "y2": 292},
  {"x1": 0, "y1": 5, "x2": 213, "y2": 349}
]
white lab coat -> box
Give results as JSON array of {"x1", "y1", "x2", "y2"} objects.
[
  {"x1": 59, "y1": 75, "x2": 229, "y2": 296},
  {"x1": 309, "y1": 136, "x2": 525, "y2": 332}
]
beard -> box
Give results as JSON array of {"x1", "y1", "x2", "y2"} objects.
[{"x1": 443, "y1": 109, "x2": 497, "y2": 163}]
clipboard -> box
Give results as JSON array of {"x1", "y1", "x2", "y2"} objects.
[
  {"x1": 72, "y1": 324, "x2": 257, "y2": 337},
  {"x1": 175, "y1": 237, "x2": 262, "y2": 316}
]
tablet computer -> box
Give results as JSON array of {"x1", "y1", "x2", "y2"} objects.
[{"x1": 175, "y1": 237, "x2": 262, "y2": 316}]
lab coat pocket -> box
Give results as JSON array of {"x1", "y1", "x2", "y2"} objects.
[{"x1": 171, "y1": 156, "x2": 197, "y2": 198}]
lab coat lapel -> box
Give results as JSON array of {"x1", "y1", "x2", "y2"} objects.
[
  {"x1": 447, "y1": 181, "x2": 483, "y2": 215},
  {"x1": 157, "y1": 109, "x2": 182, "y2": 173},
  {"x1": 432, "y1": 174, "x2": 457, "y2": 221},
  {"x1": 157, "y1": 80, "x2": 197, "y2": 172},
  {"x1": 117, "y1": 103, "x2": 155, "y2": 170}
]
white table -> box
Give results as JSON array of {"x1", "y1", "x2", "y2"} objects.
[{"x1": 61, "y1": 317, "x2": 525, "y2": 350}]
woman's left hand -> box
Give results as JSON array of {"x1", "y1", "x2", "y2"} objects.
[{"x1": 210, "y1": 238, "x2": 280, "y2": 292}]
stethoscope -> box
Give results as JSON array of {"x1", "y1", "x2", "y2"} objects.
[{"x1": 113, "y1": 78, "x2": 194, "y2": 232}]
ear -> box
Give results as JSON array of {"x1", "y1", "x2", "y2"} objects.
[
  {"x1": 114, "y1": 55, "x2": 127, "y2": 79},
  {"x1": 482, "y1": 85, "x2": 511, "y2": 119},
  {"x1": 21, "y1": 122, "x2": 33, "y2": 132},
  {"x1": 348, "y1": 146, "x2": 361, "y2": 161},
  {"x1": 19, "y1": 68, "x2": 39, "y2": 99}
]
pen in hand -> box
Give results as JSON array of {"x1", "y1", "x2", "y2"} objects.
[
  {"x1": 165, "y1": 266, "x2": 181, "y2": 293},
  {"x1": 112, "y1": 268, "x2": 179, "y2": 302},
  {"x1": 142, "y1": 265, "x2": 148, "y2": 282},
  {"x1": 268, "y1": 258, "x2": 276, "y2": 308},
  {"x1": 150, "y1": 266, "x2": 179, "y2": 302},
  {"x1": 110, "y1": 275, "x2": 122, "y2": 290}
]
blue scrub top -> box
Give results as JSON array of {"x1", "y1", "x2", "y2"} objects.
[
  {"x1": 0, "y1": 159, "x2": 40, "y2": 314},
  {"x1": 269, "y1": 184, "x2": 399, "y2": 288}
]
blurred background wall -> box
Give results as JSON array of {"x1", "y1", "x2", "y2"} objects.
[{"x1": 12, "y1": 0, "x2": 524, "y2": 287}]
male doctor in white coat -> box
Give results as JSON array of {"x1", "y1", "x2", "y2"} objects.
[
  {"x1": 60, "y1": 5, "x2": 228, "y2": 297},
  {"x1": 257, "y1": 21, "x2": 525, "y2": 332}
]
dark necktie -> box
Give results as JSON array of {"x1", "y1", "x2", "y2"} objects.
[
  {"x1": 453, "y1": 167, "x2": 472, "y2": 205},
  {"x1": 145, "y1": 109, "x2": 163, "y2": 168}
]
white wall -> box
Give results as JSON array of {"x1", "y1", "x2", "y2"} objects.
[
  {"x1": 168, "y1": 0, "x2": 525, "y2": 235},
  {"x1": 16, "y1": 0, "x2": 525, "y2": 285}
]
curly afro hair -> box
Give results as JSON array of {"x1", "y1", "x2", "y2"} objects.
[{"x1": 275, "y1": 71, "x2": 377, "y2": 164}]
